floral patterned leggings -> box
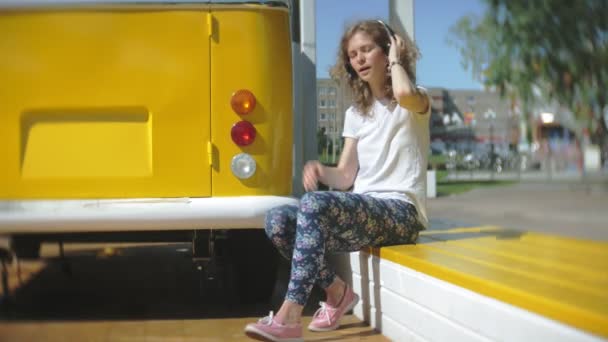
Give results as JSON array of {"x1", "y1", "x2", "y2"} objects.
[{"x1": 264, "y1": 191, "x2": 425, "y2": 306}]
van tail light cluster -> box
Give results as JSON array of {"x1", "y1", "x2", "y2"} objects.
[
  {"x1": 231, "y1": 120, "x2": 256, "y2": 146},
  {"x1": 230, "y1": 89, "x2": 257, "y2": 179}
]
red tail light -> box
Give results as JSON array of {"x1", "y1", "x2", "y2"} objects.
[
  {"x1": 231, "y1": 89, "x2": 256, "y2": 115},
  {"x1": 231, "y1": 121, "x2": 256, "y2": 146}
]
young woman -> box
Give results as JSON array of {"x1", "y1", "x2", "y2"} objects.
[{"x1": 245, "y1": 19, "x2": 430, "y2": 341}]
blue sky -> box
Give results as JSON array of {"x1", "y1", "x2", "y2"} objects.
[{"x1": 316, "y1": 0, "x2": 485, "y2": 90}]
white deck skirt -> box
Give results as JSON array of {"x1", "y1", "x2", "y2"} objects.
[{"x1": 0, "y1": 196, "x2": 298, "y2": 234}]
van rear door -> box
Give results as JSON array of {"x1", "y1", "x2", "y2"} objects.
[{"x1": 0, "y1": 8, "x2": 212, "y2": 199}]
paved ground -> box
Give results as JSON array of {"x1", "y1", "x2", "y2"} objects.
[{"x1": 428, "y1": 180, "x2": 608, "y2": 241}]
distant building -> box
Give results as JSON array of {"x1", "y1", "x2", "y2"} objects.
[
  {"x1": 428, "y1": 87, "x2": 582, "y2": 171},
  {"x1": 316, "y1": 78, "x2": 351, "y2": 157},
  {"x1": 427, "y1": 87, "x2": 519, "y2": 152},
  {"x1": 316, "y1": 78, "x2": 339, "y2": 138},
  {"x1": 314, "y1": 80, "x2": 582, "y2": 170},
  {"x1": 315, "y1": 81, "x2": 523, "y2": 156}
]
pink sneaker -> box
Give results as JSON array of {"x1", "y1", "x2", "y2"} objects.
[
  {"x1": 244, "y1": 311, "x2": 303, "y2": 342},
  {"x1": 308, "y1": 285, "x2": 360, "y2": 332}
]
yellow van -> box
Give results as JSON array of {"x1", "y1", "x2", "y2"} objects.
[{"x1": 0, "y1": 0, "x2": 296, "y2": 299}]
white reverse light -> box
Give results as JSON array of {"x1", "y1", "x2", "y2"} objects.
[{"x1": 231, "y1": 153, "x2": 256, "y2": 179}]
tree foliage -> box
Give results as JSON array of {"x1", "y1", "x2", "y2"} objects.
[{"x1": 449, "y1": 0, "x2": 608, "y2": 156}]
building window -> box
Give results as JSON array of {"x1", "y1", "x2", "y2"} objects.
[
  {"x1": 329, "y1": 99, "x2": 336, "y2": 107},
  {"x1": 320, "y1": 99, "x2": 326, "y2": 107},
  {"x1": 320, "y1": 113, "x2": 327, "y2": 121},
  {"x1": 328, "y1": 87, "x2": 336, "y2": 95},
  {"x1": 318, "y1": 87, "x2": 327, "y2": 95}
]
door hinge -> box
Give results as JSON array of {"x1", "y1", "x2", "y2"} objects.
[
  {"x1": 207, "y1": 141, "x2": 214, "y2": 167},
  {"x1": 207, "y1": 13, "x2": 213, "y2": 38}
]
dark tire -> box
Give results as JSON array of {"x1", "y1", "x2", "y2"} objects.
[
  {"x1": 228, "y1": 230, "x2": 279, "y2": 303},
  {"x1": 10, "y1": 236, "x2": 41, "y2": 259},
  {"x1": 208, "y1": 237, "x2": 238, "y2": 305}
]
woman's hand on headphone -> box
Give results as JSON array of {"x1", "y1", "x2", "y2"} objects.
[{"x1": 388, "y1": 33, "x2": 403, "y2": 64}]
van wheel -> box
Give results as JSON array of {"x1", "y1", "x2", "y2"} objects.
[
  {"x1": 228, "y1": 230, "x2": 279, "y2": 303},
  {"x1": 10, "y1": 236, "x2": 41, "y2": 259}
]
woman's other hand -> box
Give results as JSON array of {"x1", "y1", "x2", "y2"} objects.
[
  {"x1": 303, "y1": 160, "x2": 324, "y2": 192},
  {"x1": 301, "y1": 138, "x2": 358, "y2": 192}
]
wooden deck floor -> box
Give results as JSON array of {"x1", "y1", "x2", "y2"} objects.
[{"x1": 0, "y1": 242, "x2": 386, "y2": 341}]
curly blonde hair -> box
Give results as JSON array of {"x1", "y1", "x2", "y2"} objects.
[{"x1": 330, "y1": 20, "x2": 420, "y2": 116}]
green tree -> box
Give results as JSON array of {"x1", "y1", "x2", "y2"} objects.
[
  {"x1": 449, "y1": 0, "x2": 608, "y2": 164},
  {"x1": 317, "y1": 127, "x2": 328, "y2": 155}
]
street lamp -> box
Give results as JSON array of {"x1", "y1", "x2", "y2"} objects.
[
  {"x1": 466, "y1": 95, "x2": 476, "y2": 159},
  {"x1": 540, "y1": 112, "x2": 555, "y2": 124},
  {"x1": 484, "y1": 109, "x2": 497, "y2": 179},
  {"x1": 539, "y1": 112, "x2": 555, "y2": 180}
]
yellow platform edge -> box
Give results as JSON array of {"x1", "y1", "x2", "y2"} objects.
[{"x1": 368, "y1": 226, "x2": 608, "y2": 339}]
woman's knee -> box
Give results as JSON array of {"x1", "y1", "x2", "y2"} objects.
[
  {"x1": 299, "y1": 191, "x2": 331, "y2": 216},
  {"x1": 264, "y1": 205, "x2": 296, "y2": 239}
]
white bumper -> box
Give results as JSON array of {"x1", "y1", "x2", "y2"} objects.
[{"x1": 0, "y1": 196, "x2": 299, "y2": 234}]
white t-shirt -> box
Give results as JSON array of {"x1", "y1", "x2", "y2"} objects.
[{"x1": 342, "y1": 95, "x2": 431, "y2": 228}]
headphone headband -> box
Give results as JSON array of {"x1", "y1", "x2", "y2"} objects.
[{"x1": 376, "y1": 20, "x2": 395, "y2": 39}]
